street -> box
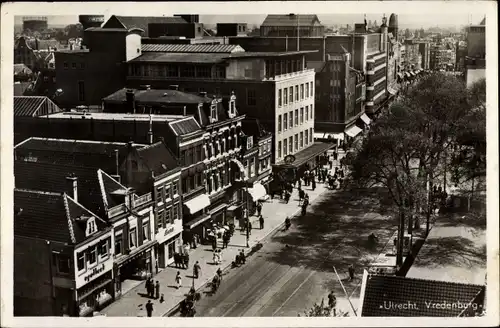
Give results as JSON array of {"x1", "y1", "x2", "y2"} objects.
[{"x1": 185, "y1": 187, "x2": 399, "y2": 317}]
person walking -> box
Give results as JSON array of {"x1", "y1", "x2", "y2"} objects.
[
  {"x1": 257, "y1": 202, "x2": 263, "y2": 217},
  {"x1": 145, "y1": 277, "x2": 152, "y2": 297},
  {"x1": 298, "y1": 187, "x2": 304, "y2": 205},
  {"x1": 145, "y1": 300, "x2": 153, "y2": 317},
  {"x1": 192, "y1": 234, "x2": 198, "y2": 249},
  {"x1": 311, "y1": 178, "x2": 316, "y2": 191},
  {"x1": 222, "y1": 233, "x2": 229, "y2": 249},
  {"x1": 184, "y1": 253, "x2": 190, "y2": 269},
  {"x1": 193, "y1": 261, "x2": 201, "y2": 279},
  {"x1": 348, "y1": 264, "x2": 355, "y2": 281},
  {"x1": 259, "y1": 215, "x2": 264, "y2": 230},
  {"x1": 216, "y1": 267, "x2": 223, "y2": 281},
  {"x1": 155, "y1": 281, "x2": 160, "y2": 299},
  {"x1": 212, "y1": 237, "x2": 217, "y2": 251},
  {"x1": 248, "y1": 221, "x2": 252, "y2": 235},
  {"x1": 175, "y1": 271, "x2": 182, "y2": 289},
  {"x1": 328, "y1": 291, "x2": 336, "y2": 309}
]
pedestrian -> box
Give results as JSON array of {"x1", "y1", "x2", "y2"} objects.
[
  {"x1": 193, "y1": 234, "x2": 198, "y2": 249},
  {"x1": 217, "y1": 267, "x2": 223, "y2": 281},
  {"x1": 333, "y1": 151, "x2": 338, "y2": 161},
  {"x1": 239, "y1": 250, "x2": 246, "y2": 264},
  {"x1": 311, "y1": 179, "x2": 316, "y2": 191},
  {"x1": 213, "y1": 251, "x2": 218, "y2": 265},
  {"x1": 145, "y1": 300, "x2": 153, "y2": 317},
  {"x1": 145, "y1": 277, "x2": 152, "y2": 297},
  {"x1": 222, "y1": 233, "x2": 228, "y2": 249},
  {"x1": 193, "y1": 261, "x2": 201, "y2": 279},
  {"x1": 259, "y1": 215, "x2": 264, "y2": 229},
  {"x1": 212, "y1": 237, "x2": 217, "y2": 251},
  {"x1": 328, "y1": 291, "x2": 336, "y2": 309},
  {"x1": 175, "y1": 271, "x2": 182, "y2": 289},
  {"x1": 257, "y1": 202, "x2": 262, "y2": 217},
  {"x1": 155, "y1": 281, "x2": 160, "y2": 299},
  {"x1": 348, "y1": 264, "x2": 355, "y2": 281},
  {"x1": 185, "y1": 253, "x2": 190, "y2": 269},
  {"x1": 301, "y1": 204, "x2": 307, "y2": 216},
  {"x1": 285, "y1": 191, "x2": 290, "y2": 204},
  {"x1": 298, "y1": 177, "x2": 302, "y2": 189}
]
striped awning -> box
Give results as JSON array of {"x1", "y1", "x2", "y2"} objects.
[
  {"x1": 345, "y1": 125, "x2": 363, "y2": 137},
  {"x1": 184, "y1": 194, "x2": 211, "y2": 215},
  {"x1": 360, "y1": 113, "x2": 371, "y2": 125}
]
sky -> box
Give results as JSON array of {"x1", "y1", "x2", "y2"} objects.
[{"x1": 14, "y1": 13, "x2": 485, "y2": 29}]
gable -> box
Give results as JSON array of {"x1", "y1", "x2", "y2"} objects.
[{"x1": 102, "y1": 15, "x2": 127, "y2": 29}]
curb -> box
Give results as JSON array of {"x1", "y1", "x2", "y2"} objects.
[{"x1": 163, "y1": 185, "x2": 332, "y2": 317}]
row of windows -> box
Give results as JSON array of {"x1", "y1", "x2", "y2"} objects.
[
  {"x1": 277, "y1": 128, "x2": 313, "y2": 159},
  {"x1": 76, "y1": 237, "x2": 112, "y2": 272},
  {"x1": 277, "y1": 82, "x2": 314, "y2": 107},
  {"x1": 277, "y1": 105, "x2": 313, "y2": 133},
  {"x1": 259, "y1": 140, "x2": 272, "y2": 156},
  {"x1": 114, "y1": 221, "x2": 151, "y2": 257},
  {"x1": 206, "y1": 167, "x2": 231, "y2": 194},
  {"x1": 63, "y1": 62, "x2": 85, "y2": 70},
  {"x1": 129, "y1": 64, "x2": 226, "y2": 79},
  {"x1": 157, "y1": 203, "x2": 180, "y2": 230},
  {"x1": 182, "y1": 173, "x2": 203, "y2": 195}
]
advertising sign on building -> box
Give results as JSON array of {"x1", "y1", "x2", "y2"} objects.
[{"x1": 75, "y1": 257, "x2": 113, "y2": 289}]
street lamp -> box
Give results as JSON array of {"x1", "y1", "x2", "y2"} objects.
[{"x1": 245, "y1": 185, "x2": 250, "y2": 248}]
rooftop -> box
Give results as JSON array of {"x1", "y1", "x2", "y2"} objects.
[
  {"x1": 14, "y1": 96, "x2": 62, "y2": 117},
  {"x1": 128, "y1": 52, "x2": 228, "y2": 64},
  {"x1": 261, "y1": 14, "x2": 322, "y2": 27},
  {"x1": 136, "y1": 141, "x2": 179, "y2": 176},
  {"x1": 103, "y1": 87, "x2": 213, "y2": 105},
  {"x1": 141, "y1": 43, "x2": 245, "y2": 53},
  {"x1": 168, "y1": 116, "x2": 202, "y2": 136},
  {"x1": 225, "y1": 50, "x2": 317, "y2": 59},
  {"x1": 42, "y1": 111, "x2": 186, "y2": 122},
  {"x1": 102, "y1": 15, "x2": 187, "y2": 35}
]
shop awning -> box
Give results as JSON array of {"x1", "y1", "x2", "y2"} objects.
[
  {"x1": 185, "y1": 213, "x2": 211, "y2": 229},
  {"x1": 345, "y1": 125, "x2": 363, "y2": 137},
  {"x1": 360, "y1": 113, "x2": 371, "y2": 125},
  {"x1": 331, "y1": 132, "x2": 344, "y2": 140},
  {"x1": 247, "y1": 183, "x2": 267, "y2": 201},
  {"x1": 184, "y1": 193, "x2": 211, "y2": 215},
  {"x1": 314, "y1": 132, "x2": 344, "y2": 140},
  {"x1": 273, "y1": 142, "x2": 333, "y2": 169}
]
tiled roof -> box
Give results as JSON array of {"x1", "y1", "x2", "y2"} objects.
[
  {"x1": 14, "y1": 189, "x2": 106, "y2": 244},
  {"x1": 98, "y1": 169, "x2": 128, "y2": 209},
  {"x1": 14, "y1": 96, "x2": 62, "y2": 117},
  {"x1": 128, "y1": 52, "x2": 228, "y2": 64},
  {"x1": 14, "y1": 64, "x2": 33, "y2": 76},
  {"x1": 169, "y1": 117, "x2": 201, "y2": 136},
  {"x1": 14, "y1": 161, "x2": 106, "y2": 218},
  {"x1": 137, "y1": 141, "x2": 179, "y2": 176},
  {"x1": 141, "y1": 43, "x2": 245, "y2": 53},
  {"x1": 103, "y1": 88, "x2": 212, "y2": 105},
  {"x1": 261, "y1": 14, "x2": 322, "y2": 27},
  {"x1": 103, "y1": 15, "x2": 187, "y2": 35},
  {"x1": 360, "y1": 272, "x2": 485, "y2": 317}
]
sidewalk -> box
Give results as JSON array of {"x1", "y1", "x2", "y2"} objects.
[{"x1": 100, "y1": 152, "x2": 346, "y2": 317}]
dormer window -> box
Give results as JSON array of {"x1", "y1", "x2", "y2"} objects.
[
  {"x1": 229, "y1": 100, "x2": 236, "y2": 117},
  {"x1": 247, "y1": 136, "x2": 254, "y2": 149},
  {"x1": 86, "y1": 217, "x2": 97, "y2": 237},
  {"x1": 210, "y1": 104, "x2": 218, "y2": 122}
]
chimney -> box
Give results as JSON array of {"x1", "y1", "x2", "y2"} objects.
[
  {"x1": 66, "y1": 175, "x2": 78, "y2": 202},
  {"x1": 110, "y1": 148, "x2": 121, "y2": 182},
  {"x1": 183, "y1": 106, "x2": 187, "y2": 116},
  {"x1": 126, "y1": 90, "x2": 135, "y2": 114},
  {"x1": 169, "y1": 85, "x2": 179, "y2": 91}
]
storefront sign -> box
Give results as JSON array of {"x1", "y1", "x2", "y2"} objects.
[
  {"x1": 75, "y1": 258, "x2": 112, "y2": 289},
  {"x1": 164, "y1": 226, "x2": 175, "y2": 236},
  {"x1": 156, "y1": 223, "x2": 180, "y2": 245}
]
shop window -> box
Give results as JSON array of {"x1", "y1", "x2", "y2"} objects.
[
  {"x1": 129, "y1": 228, "x2": 137, "y2": 249},
  {"x1": 88, "y1": 247, "x2": 97, "y2": 265},
  {"x1": 143, "y1": 221, "x2": 151, "y2": 241},
  {"x1": 77, "y1": 252, "x2": 85, "y2": 271},
  {"x1": 98, "y1": 239, "x2": 109, "y2": 259},
  {"x1": 54, "y1": 253, "x2": 71, "y2": 274}
]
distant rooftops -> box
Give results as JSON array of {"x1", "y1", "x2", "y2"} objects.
[
  {"x1": 141, "y1": 43, "x2": 245, "y2": 53},
  {"x1": 261, "y1": 14, "x2": 322, "y2": 27},
  {"x1": 103, "y1": 87, "x2": 215, "y2": 105},
  {"x1": 41, "y1": 111, "x2": 186, "y2": 122}
]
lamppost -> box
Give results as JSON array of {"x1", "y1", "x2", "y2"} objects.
[{"x1": 245, "y1": 184, "x2": 250, "y2": 248}]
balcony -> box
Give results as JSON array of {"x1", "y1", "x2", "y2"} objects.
[
  {"x1": 108, "y1": 204, "x2": 126, "y2": 218},
  {"x1": 134, "y1": 192, "x2": 153, "y2": 207},
  {"x1": 264, "y1": 68, "x2": 315, "y2": 82}
]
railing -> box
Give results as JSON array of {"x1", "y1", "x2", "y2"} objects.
[
  {"x1": 108, "y1": 204, "x2": 126, "y2": 218},
  {"x1": 264, "y1": 68, "x2": 315, "y2": 82},
  {"x1": 134, "y1": 192, "x2": 152, "y2": 207}
]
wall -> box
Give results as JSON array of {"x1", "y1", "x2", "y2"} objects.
[
  {"x1": 225, "y1": 59, "x2": 265, "y2": 80},
  {"x1": 14, "y1": 236, "x2": 71, "y2": 316},
  {"x1": 148, "y1": 23, "x2": 204, "y2": 39},
  {"x1": 467, "y1": 27, "x2": 485, "y2": 58},
  {"x1": 125, "y1": 33, "x2": 142, "y2": 62}
]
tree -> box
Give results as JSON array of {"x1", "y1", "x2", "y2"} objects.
[
  {"x1": 64, "y1": 23, "x2": 84, "y2": 39},
  {"x1": 300, "y1": 298, "x2": 349, "y2": 317}
]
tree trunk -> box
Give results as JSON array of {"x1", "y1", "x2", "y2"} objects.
[
  {"x1": 426, "y1": 172, "x2": 434, "y2": 237},
  {"x1": 396, "y1": 209, "x2": 405, "y2": 268}
]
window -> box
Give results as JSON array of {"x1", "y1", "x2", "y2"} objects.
[
  {"x1": 172, "y1": 181, "x2": 178, "y2": 196},
  {"x1": 230, "y1": 100, "x2": 236, "y2": 116},
  {"x1": 289, "y1": 136, "x2": 293, "y2": 153},
  {"x1": 72, "y1": 62, "x2": 77, "y2": 69},
  {"x1": 278, "y1": 141, "x2": 282, "y2": 158},
  {"x1": 165, "y1": 186, "x2": 171, "y2": 200},
  {"x1": 295, "y1": 134, "x2": 298, "y2": 151},
  {"x1": 246, "y1": 136, "x2": 253, "y2": 149},
  {"x1": 157, "y1": 210, "x2": 164, "y2": 229},
  {"x1": 215, "y1": 66, "x2": 225, "y2": 78},
  {"x1": 278, "y1": 114, "x2": 282, "y2": 132},
  {"x1": 283, "y1": 113, "x2": 288, "y2": 131},
  {"x1": 114, "y1": 231, "x2": 123, "y2": 256},
  {"x1": 310, "y1": 104, "x2": 313, "y2": 119},
  {"x1": 289, "y1": 87, "x2": 293, "y2": 103},
  {"x1": 247, "y1": 89, "x2": 256, "y2": 106},
  {"x1": 77, "y1": 252, "x2": 85, "y2": 271},
  {"x1": 283, "y1": 139, "x2": 288, "y2": 156},
  {"x1": 210, "y1": 104, "x2": 217, "y2": 122},
  {"x1": 295, "y1": 109, "x2": 298, "y2": 126},
  {"x1": 306, "y1": 83, "x2": 309, "y2": 98},
  {"x1": 181, "y1": 65, "x2": 195, "y2": 77},
  {"x1": 289, "y1": 111, "x2": 293, "y2": 128},
  {"x1": 54, "y1": 254, "x2": 70, "y2": 274},
  {"x1": 63, "y1": 62, "x2": 68, "y2": 69},
  {"x1": 310, "y1": 82, "x2": 314, "y2": 97},
  {"x1": 300, "y1": 132, "x2": 304, "y2": 148},
  {"x1": 143, "y1": 221, "x2": 150, "y2": 241},
  {"x1": 166, "y1": 65, "x2": 178, "y2": 77},
  {"x1": 305, "y1": 130, "x2": 309, "y2": 145},
  {"x1": 278, "y1": 89, "x2": 282, "y2": 107},
  {"x1": 283, "y1": 88, "x2": 288, "y2": 105},
  {"x1": 129, "y1": 228, "x2": 137, "y2": 249},
  {"x1": 165, "y1": 208, "x2": 172, "y2": 225},
  {"x1": 250, "y1": 157, "x2": 255, "y2": 177},
  {"x1": 88, "y1": 247, "x2": 97, "y2": 265},
  {"x1": 98, "y1": 239, "x2": 109, "y2": 258},
  {"x1": 78, "y1": 81, "x2": 85, "y2": 102},
  {"x1": 305, "y1": 106, "x2": 309, "y2": 121},
  {"x1": 196, "y1": 66, "x2": 211, "y2": 78},
  {"x1": 310, "y1": 128, "x2": 313, "y2": 143},
  {"x1": 300, "y1": 107, "x2": 304, "y2": 124},
  {"x1": 196, "y1": 145, "x2": 202, "y2": 162},
  {"x1": 52, "y1": 76, "x2": 56, "y2": 83},
  {"x1": 80, "y1": 62, "x2": 85, "y2": 69},
  {"x1": 295, "y1": 85, "x2": 299, "y2": 101},
  {"x1": 43, "y1": 76, "x2": 48, "y2": 82},
  {"x1": 301, "y1": 84, "x2": 304, "y2": 99}
]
